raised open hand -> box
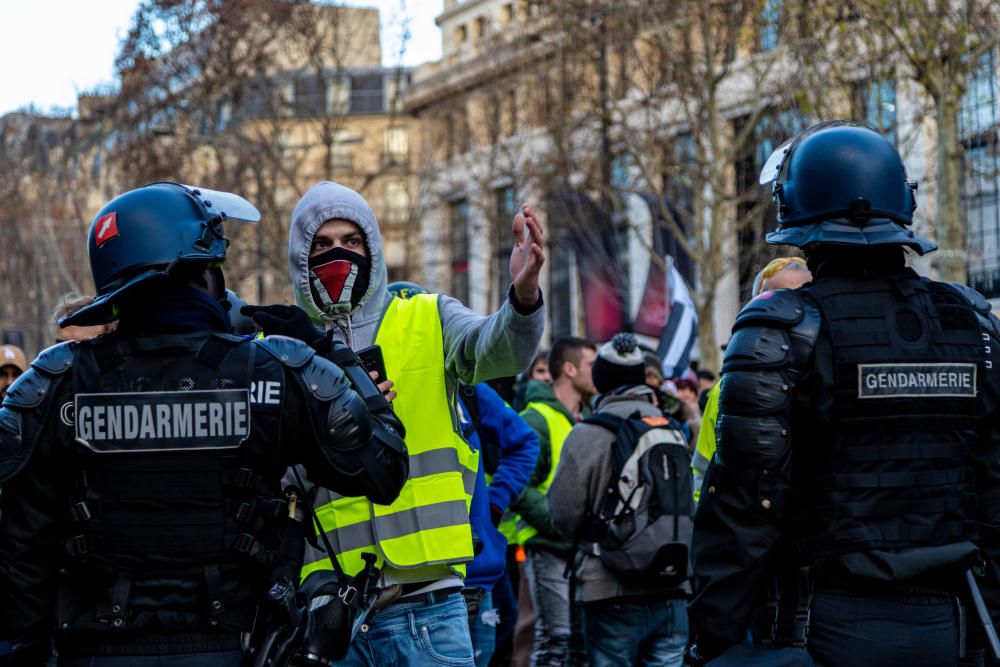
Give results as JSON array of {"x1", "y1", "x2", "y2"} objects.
[{"x1": 509, "y1": 203, "x2": 545, "y2": 308}]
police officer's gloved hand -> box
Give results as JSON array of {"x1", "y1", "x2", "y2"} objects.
[{"x1": 241, "y1": 305, "x2": 330, "y2": 353}]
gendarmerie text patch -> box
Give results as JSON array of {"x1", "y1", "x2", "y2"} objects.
[
  {"x1": 75, "y1": 389, "x2": 251, "y2": 452},
  {"x1": 857, "y1": 363, "x2": 977, "y2": 399}
]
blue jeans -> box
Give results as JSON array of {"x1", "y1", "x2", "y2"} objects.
[
  {"x1": 59, "y1": 651, "x2": 243, "y2": 666},
  {"x1": 465, "y1": 589, "x2": 500, "y2": 667},
  {"x1": 525, "y1": 549, "x2": 571, "y2": 667},
  {"x1": 332, "y1": 591, "x2": 475, "y2": 666},
  {"x1": 583, "y1": 598, "x2": 687, "y2": 667},
  {"x1": 491, "y1": 566, "x2": 518, "y2": 656}
]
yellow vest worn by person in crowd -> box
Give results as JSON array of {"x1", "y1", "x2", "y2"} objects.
[
  {"x1": 692, "y1": 382, "x2": 720, "y2": 504},
  {"x1": 514, "y1": 401, "x2": 573, "y2": 545},
  {"x1": 302, "y1": 293, "x2": 479, "y2": 578}
]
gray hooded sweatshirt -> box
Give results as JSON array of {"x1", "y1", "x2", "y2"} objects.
[{"x1": 289, "y1": 181, "x2": 545, "y2": 587}]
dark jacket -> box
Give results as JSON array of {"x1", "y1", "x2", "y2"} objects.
[
  {"x1": 462, "y1": 383, "x2": 540, "y2": 589},
  {"x1": 0, "y1": 291, "x2": 407, "y2": 659},
  {"x1": 690, "y1": 262, "x2": 1000, "y2": 659},
  {"x1": 512, "y1": 380, "x2": 577, "y2": 554}
]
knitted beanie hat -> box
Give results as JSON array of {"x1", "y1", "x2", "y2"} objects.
[{"x1": 592, "y1": 333, "x2": 646, "y2": 394}]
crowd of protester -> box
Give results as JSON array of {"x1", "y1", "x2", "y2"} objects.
[{"x1": 0, "y1": 121, "x2": 991, "y2": 667}]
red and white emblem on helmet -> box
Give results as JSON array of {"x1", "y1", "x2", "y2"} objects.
[{"x1": 94, "y1": 212, "x2": 119, "y2": 246}]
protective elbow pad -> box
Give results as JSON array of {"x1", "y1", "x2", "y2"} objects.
[
  {"x1": 717, "y1": 370, "x2": 792, "y2": 468},
  {"x1": 716, "y1": 413, "x2": 790, "y2": 468},
  {"x1": 324, "y1": 390, "x2": 374, "y2": 451},
  {"x1": 371, "y1": 410, "x2": 406, "y2": 457},
  {"x1": 0, "y1": 407, "x2": 28, "y2": 483},
  {"x1": 718, "y1": 369, "x2": 790, "y2": 417}
]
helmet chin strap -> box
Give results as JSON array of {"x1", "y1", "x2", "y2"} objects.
[{"x1": 208, "y1": 265, "x2": 226, "y2": 301}]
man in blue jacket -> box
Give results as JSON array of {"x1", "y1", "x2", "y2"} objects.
[{"x1": 458, "y1": 381, "x2": 540, "y2": 667}]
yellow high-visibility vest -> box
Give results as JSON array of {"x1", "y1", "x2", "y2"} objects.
[
  {"x1": 514, "y1": 400, "x2": 573, "y2": 546},
  {"x1": 303, "y1": 293, "x2": 478, "y2": 578}
]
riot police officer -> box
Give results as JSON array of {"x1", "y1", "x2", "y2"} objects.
[
  {"x1": 0, "y1": 183, "x2": 408, "y2": 666},
  {"x1": 689, "y1": 121, "x2": 1000, "y2": 666}
]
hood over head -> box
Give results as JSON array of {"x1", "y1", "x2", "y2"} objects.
[{"x1": 288, "y1": 182, "x2": 389, "y2": 341}]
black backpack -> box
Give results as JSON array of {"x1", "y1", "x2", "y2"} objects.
[{"x1": 581, "y1": 411, "x2": 694, "y2": 585}]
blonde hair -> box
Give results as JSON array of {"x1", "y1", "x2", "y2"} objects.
[
  {"x1": 751, "y1": 256, "x2": 808, "y2": 297},
  {"x1": 52, "y1": 294, "x2": 118, "y2": 340}
]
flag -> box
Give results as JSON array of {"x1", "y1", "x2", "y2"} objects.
[{"x1": 657, "y1": 258, "x2": 698, "y2": 378}]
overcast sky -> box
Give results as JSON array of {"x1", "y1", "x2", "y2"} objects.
[{"x1": 0, "y1": 0, "x2": 443, "y2": 116}]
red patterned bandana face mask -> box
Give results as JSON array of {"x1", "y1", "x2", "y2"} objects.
[{"x1": 307, "y1": 248, "x2": 372, "y2": 315}]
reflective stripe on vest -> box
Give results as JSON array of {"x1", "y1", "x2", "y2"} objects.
[
  {"x1": 303, "y1": 293, "x2": 477, "y2": 578},
  {"x1": 514, "y1": 401, "x2": 573, "y2": 545}
]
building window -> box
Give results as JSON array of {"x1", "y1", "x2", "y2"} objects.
[
  {"x1": 331, "y1": 130, "x2": 354, "y2": 170},
  {"x1": 664, "y1": 133, "x2": 696, "y2": 218},
  {"x1": 759, "y1": 0, "x2": 782, "y2": 51},
  {"x1": 495, "y1": 187, "x2": 516, "y2": 307},
  {"x1": 215, "y1": 101, "x2": 232, "y2": 133},
  {"x1": 384, "y1": 71, "x2": 409, "y2": 111},
  {"x1": 351, "y1": 74, "x2": 384, "y2": 115},
  {"x1": 385, "y1": 126, "x2": 408, "y2": 163},
  {"x1": 450, "y1": 200, "x2": 471, "y2": 305},
  {"x1": 502, "y1": 3, "x2": 514, "y2": 24},
  {"x1": 294, "y1": 75, "x2": 326, "y2": 117},
  {"x1": 455, "y1": 24, "x2": 468, "y2": 46},
  {"x1": 326, "y1": 77, "x2": 350, "y2": 115},
  {"x1": 445, "y1": 108, "x2": 470, "y2": 158},
  {"x1": 550, "y1": 233, "x2": 573, "y2": 336},
  {"x1": 384, "y1": 180, "x2": 410, "y2": 223},
  {"x1": 278, "y1": 80, "x2": 295, "y2": 114},
  {"x1": 962, "y1": 50, "x2": 1000, "y2": 297},
  {"x1": 857, "y1": 79, "x2": 897, "y2": 143},
  {"x1": 962, "y1": 52, "x2": 999, "y2": 135},
  {"x1": 503, "y1": 89, "x2": 518, "y2": 137},
  {"x1": 474, "y1": 16, "x2": 486, "y2": 40}
]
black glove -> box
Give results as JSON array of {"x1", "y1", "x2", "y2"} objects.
[{"x1": 241, "y1": 304, "x2": 330, "y2": 352}]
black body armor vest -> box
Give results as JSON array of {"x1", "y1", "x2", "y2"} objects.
[
  {"x1": 56, "y1": 332, "x2": 291, "y2": 653},
  {"x1": 794, "y1": 273, "x2": 984, "y2": 558}
]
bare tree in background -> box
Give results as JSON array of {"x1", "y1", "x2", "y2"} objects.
[
  {"x1": 537, "y1": 0, "x2": 806, "y2": 371},
  {"x1": 790, "y1": 0, "x2": 1000, "y2": 282},
  {"x1": 109, "y1": 0, "x2": 416, "y2": 304},
  {"x1": 0, "y1": 105, "x2": 114, "y2": 355}
]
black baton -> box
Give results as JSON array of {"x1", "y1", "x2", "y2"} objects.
[{"x1": 965, "y1": 569, "x2": 1000, "y2": 663}]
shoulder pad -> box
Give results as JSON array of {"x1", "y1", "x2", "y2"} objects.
[
  {"x1": 734, "y1": 289, "x2": 805, "y2": 329},
  {"x1": 0, "y1": 407, "x2": 29, "y2": 482},
  {"x1": 3, "y1": 368, "x2": 52, "y2": 409},
  {"x1": 31, "y1": 341, "x2": 74, "y2": 375},
  {"x1": 253, "y1": 335, "x2": 316, "y2": 368},
  {"x1": 722, "y1": 325, "x2": 790, "y2": 373},
  {"x1": 947, "y1": 282, "x2": 991, "y2": 315},
  {"x1": 300, "y1": 355, "x2": 349, "y2": 402}
]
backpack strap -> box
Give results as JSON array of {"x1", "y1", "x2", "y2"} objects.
[{"x1": 582, "y1": 412, "x2": 625, "y2": 432}]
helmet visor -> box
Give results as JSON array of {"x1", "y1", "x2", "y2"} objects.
[
  {"x1": 180, "y1": 184, "x2": 261, "y2": 223},
  {"x1": 758, "y1": 139, "x2": 793, "y2": 185}
]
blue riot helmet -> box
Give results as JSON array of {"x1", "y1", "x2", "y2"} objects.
[
  {"x1": 387, "y1": 281, "x2": 429, "y2": 300},
  {"x1": 761, "y1": 120, "x2": 935, "y2": 255},
  {"x1": 61, "y1": 183, "x2": 260, "y2": 327}
]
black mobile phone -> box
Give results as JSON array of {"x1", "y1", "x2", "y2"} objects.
[{"x1": 357, "y1": 345, "x2": 387, "y2": 385}]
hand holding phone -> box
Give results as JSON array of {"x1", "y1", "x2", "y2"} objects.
[
  {"x1": 356, "y1": 345, "x2": 387, "y2": 385},
  {"x1": 356, "y1": 345, "x2": 395, "y2": 402}
]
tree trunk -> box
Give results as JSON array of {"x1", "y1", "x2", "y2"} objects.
[
  {"x1": 935, "y1": 92, "x2": 966, "y2": 283},
  {"x1": 697, "y1": 294, "x2": 720, "y2": 373}
]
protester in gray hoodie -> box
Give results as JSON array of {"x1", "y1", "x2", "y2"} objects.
[
  {"x1": 549, "y1": 334, "x2": 690, "y2": 667},
  {"x1": 276, "y1": 181, "x2": 546, "y2": 666}
]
